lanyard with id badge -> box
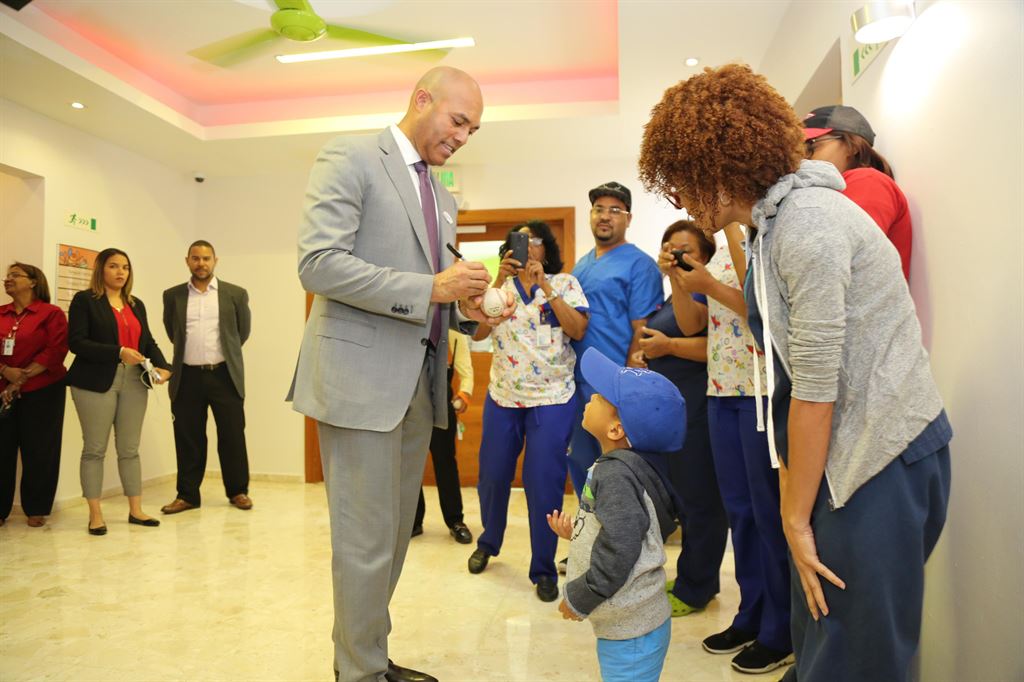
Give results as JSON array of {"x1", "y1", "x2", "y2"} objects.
[{"x1": 3, "y1": 311, "x2": 29, "y2": 357}]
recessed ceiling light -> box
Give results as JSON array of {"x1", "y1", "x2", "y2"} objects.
[
  {"x1": 277, "y1": 37, "x2": 476, "y2": 64},
  {"x1": 685, "y1": 57, "x2": 700, "y2": 67},
  {"x1": 70, "y1": 102, "x2": 86, "y2": 110}
]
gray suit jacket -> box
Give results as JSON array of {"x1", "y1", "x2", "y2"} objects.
[
  {"x1": 288, "y1": 128, "x2": 472, "y2": 431},
  {"x1": 162, "y1": 280, "x2": 250, "y2": 401}
]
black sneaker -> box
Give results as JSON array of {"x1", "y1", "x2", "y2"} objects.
[
  {"x1": 730, "y1": 641, "x2": 795, "y2": 674},
  {"x1": 468, "y1": 548, "x2": 490, "y2": 574},
  {"x1": 557, "y1": 557, "x2": 568, "y2": 575},
  {"x1": 536, "y1": 576, "x2": 559, "y2": 602},
  {"x1": 702, "y1": 626, "x2": 757, "y2": 654}
]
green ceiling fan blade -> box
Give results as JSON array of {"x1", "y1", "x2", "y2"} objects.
[
  {"x1": 323, "y1": 24, "x2": 449, "y2": 60},
  {"x1": 188, "y1": 28, "x2": 281, "y2": 66}
]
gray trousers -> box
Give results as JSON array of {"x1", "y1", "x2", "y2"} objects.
[
  {"x1": 71, "y1": 364, "x2": 149, "y2": 499},
  {"x1": 317, "y1": 357, "x2": 434, "y2": 682}
]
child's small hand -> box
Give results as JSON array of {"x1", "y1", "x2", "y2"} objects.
[
  {"x1": 558, "y1": 599, "x2": 583, "y2": 621},
  {"x1": 546, "y1": 509, "x2": 573, "y2": 539}
]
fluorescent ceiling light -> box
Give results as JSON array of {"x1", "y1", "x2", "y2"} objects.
[
  {"x1": 277, "y1": 37, "x2": 475, "y2": 64},
  {"x1": 685, "y1": 57, "x2": 699, "y2": 66},
  {"x1": 852, "y1": 1, "x2": 916, "y2": 44},
  {"x1": 70, "y1": 101, "x2": 86, "y2": 109}
]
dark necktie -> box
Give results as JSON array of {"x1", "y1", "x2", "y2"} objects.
[{"x1": 413, "y1": 160, "x2": 442, "y2": 347}]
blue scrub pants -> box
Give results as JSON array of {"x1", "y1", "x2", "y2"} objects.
[
  {"x1": 567, "y1": 382, "x2": 599, "y2": 497},
  {"x1": 596, "y1": 618, "x2": 671, "y2": 682},
  {"x1": 708, "y1": 396, "x2": 791, "y2": 653},
  {"x1": 669, "y1": 414, "x2": 729, "y2": 608},
  {"x1": 476, "y1": 393, "x2": 576, "y2": 583},
  {"x1": 790, "y1": 444, "x2": 951, "y2": 682}
]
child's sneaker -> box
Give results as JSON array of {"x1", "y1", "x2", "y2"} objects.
[
  {"x1": 557, "y1": 557, "x2": 568, "y2": 575},
  {"x1": 730, "y1": 641, "x2": 795, "y2": 674},
  {"x1": 667, "y1": 591, "x2": 701, "y2": 617},
  {"x1": 702, "y1": 626, "x2": 757, "y2": 654}
]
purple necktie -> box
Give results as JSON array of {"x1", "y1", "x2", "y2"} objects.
[{"x1": 413, "y1": 160, "x2": 442, "y2": 347}]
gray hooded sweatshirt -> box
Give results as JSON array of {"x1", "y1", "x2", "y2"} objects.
[
  {"x1": 564, "y1": 449, "x2": 676, "y2": 640},
  {"x1": 746, "y1": 160, "x2": 944, "y2": 509}
]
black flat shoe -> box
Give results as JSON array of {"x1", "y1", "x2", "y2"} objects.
[
  {"x1": 536, "y1": 576, "x2": 559, "y2": 602},
  {"x1": 449, "y1": 521, "x2": 472, "y2": 544},
  {"x1": 88, "y1": 524, "x2": 107, "y2": 536},
  {"x1": 128, "y1": 515, "x2": 160, "y2": 527},
  {"x1": 410, "y1": 524, "x2": 423, "y2": 538},
  {"x1": 385, "y1": 660, "x2": 437, "y2": 682},
  {"x1": 468, "y1": 547, "x2": 490, "y2": 574}
]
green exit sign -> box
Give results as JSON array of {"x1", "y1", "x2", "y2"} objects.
[
  {"x1": 65, "y1": 212, "x2": 97, "y2": 232},
  {"x1": 433, "y1": 168, "x2": 458, "y2": 191},
  {"x1": 852, "y1": 40, "x2": 888, "y2": 82}
]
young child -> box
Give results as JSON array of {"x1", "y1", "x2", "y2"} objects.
[{"x1": 547, "y1": 347, "x2": 686, "y2": 682}]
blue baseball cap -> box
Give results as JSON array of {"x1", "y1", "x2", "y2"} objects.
[{"x1": 580, "y1": 348, "x2": 686, "y2": 453}]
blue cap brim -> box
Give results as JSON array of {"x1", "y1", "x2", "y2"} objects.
[{"x1": 580, "y1": 348, "x2": 621, "y2": 408}]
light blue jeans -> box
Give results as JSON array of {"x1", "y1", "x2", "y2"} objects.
[{"x1": 596, "y1": 617, "x2": 671, "y2": 682}]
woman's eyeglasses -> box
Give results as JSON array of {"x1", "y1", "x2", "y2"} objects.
[
  {"x1": 805, "y1": 134, "x2": 842, "y2": 156},
  {"x1": 528, "y1": 237, "x2": 543, "y2": 247}
]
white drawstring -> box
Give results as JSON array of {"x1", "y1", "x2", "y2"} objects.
[{"x1": 753, "y1": 236, "x2": 780, "y2": 469}]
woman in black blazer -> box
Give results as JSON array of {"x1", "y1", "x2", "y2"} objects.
[{"x1": 67, "y1": 248, "x2": 171, "y2": 535}]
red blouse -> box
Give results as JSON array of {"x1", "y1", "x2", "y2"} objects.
[
  {"x1": 0, "y1": 300, "x2": 69, "y2": 393},
  {"x1": 112, "y1": 302, "x2": 143, "y2": 352}
]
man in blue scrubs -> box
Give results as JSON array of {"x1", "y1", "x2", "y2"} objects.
[{"x1": 567, "y1": 182, "x2": 664, "y2": 497}]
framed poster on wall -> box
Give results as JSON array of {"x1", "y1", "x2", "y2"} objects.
[{"x1": 55, "y1": 244, "x2": 98, "y2": 313}]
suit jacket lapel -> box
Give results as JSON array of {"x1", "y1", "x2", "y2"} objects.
[
  {"x1": 217, "y1": 284, "x2": 230, "y2": 349},
  {"x1": 378, "y1": 129, "x2": 433, "y2": 271},
  {"x1": 176, "y1": 285, "x2": 188, "y2": 340}
]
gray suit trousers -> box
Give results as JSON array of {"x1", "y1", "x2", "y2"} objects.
[{"x1": 317, "y1": 352, "x2": 434, "y2": 682}]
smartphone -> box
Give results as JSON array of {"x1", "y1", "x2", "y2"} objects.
[
  {"x1": 671, "y1": 249, "x2": 694, "y2": 272},
  {"x1": 509, "y1": 231, "x2": 529, "y2": 269}
]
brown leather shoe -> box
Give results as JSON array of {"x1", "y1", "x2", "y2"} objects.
[
  {"x1": 229, "y1": 494, "x2": 253, "y2": 510},
  {"x1": 26, "y1": 516, "x2": 45, "y2": 527},
  {"x1": 160, "y1": 498, "x2": 197, "y2": 514}
]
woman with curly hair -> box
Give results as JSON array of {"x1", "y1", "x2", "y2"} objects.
[{"x1": 639, "y1": 63, "x2": 951, "y2": 682}]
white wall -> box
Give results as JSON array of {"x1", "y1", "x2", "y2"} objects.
[
  {"x1": 0, "y1": 166, "x2": 44, "y2": 268},
  {"x1": 0, "y1": 98, "x2": 196, "y2": 507},
  {"x1": 760, "y1": 2, "x2": 1024, "y2": 680}
]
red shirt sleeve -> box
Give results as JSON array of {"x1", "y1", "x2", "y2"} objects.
[{"x1": 842, "y1": 168, "x2": 912, "y2": 281}]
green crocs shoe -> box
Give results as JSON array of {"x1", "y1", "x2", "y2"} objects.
[
  {"x1": 667, "y1": 591, "x2": 701, "y2": 617},
  {"x1": 665, "y1": 579, "x2": 675, "y2": 594}
]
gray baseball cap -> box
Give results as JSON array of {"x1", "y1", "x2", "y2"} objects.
[{"x1": 802, "y1": 105, "x2": 876, "y2": 146}]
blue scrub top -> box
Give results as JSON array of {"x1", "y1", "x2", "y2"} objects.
[{"x1": 571, "y1": 243, "x2": 663, "y2": 378}]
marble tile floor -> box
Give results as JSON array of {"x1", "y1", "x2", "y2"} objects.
[{"x1": 1, "y1": 478, "x2": 762, "y2": 682}]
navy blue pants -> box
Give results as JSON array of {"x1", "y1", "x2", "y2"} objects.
[
  {"x1": 790, "y1": 444, "x2": 951, "y2": 682},
  {"x1": 567, "y1": 382, "x2": 599, "y2": 497},
  {"x1": 476, "y1": 393, "x2": 575, "y2": 583},
  {"x1": 708, "y1": 396, "x2": 791, "y2": 652},
  {"x1": 669, "y1": 413, "x2": 729, "y2": 608}
]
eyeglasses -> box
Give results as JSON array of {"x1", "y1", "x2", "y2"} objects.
[
  {"x1": 805, "y1": 134, "x2": 842, "y2": 155},
  {"x1": 590, "y1": 206, "x2": 628, "y2": 217},
  {"x1": 665, "y1": 190, "x2": 683, "y2": 210},
  {"x1": 527, "y1": 237, "x2": 543, "y2": 247},
  {"x1": 4, "y1": 273, "x2": 28, "y2": 280}
]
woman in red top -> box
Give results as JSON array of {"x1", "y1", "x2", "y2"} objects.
[
  {"x1": 802, "y1": 105, "x2": 913, "y2": 281},
  {"x1": 66, "y1": 248, "x2": 171, "y2": 535},
  {"x1": 0, "y1": 263, "x2": 69, "y2": 527}
]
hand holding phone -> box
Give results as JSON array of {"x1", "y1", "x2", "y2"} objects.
[{"x1": 671, "y1": 249, "x2": 694, "y2": 272}]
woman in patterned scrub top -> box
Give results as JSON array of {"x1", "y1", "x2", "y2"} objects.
[{"x1": 467, "y1": 221, "x2": 589, "y2": 603}]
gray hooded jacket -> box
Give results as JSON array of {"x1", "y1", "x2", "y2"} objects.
[{"x1": 747, "y1": 160, "x2": 944, "y2": 508}]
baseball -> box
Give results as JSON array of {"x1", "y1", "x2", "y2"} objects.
[{"x1": 482, "y1": 288, "x2": 507, "y2": 317}]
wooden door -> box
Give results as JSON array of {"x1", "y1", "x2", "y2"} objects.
[{"x1": 304, "y1": 207, "x2": 576, "y2": 485}]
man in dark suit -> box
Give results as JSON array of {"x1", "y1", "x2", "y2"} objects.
[
  {"x1": 160, "y1": 240, "x2": 252, "y2": 514},
  {"x1": 288, "y1": 67, "x2": 511, "y2": 682}
]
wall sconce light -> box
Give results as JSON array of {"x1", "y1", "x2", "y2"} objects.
[{"x1": 851, "y1": 1, "x2": 916, "y2": 44}]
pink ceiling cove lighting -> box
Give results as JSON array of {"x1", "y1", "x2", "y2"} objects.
[{"x1": 5, "y1": 0, "x2": 620, "y2": 136}]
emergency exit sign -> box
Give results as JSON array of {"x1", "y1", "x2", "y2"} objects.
[
  {"x1": 852, "y1": 41, "x2": 888, "y2": 82},
  {"x1": 65, "y1": 212, "x2": 97, "y2": 232}
]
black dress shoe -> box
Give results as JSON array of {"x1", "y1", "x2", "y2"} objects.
[
  {"x1": 449, "y1": 521, "x2": 472, "y2": 544},
  {"x1": 385, "y1": 660, "x2": 437, "y2": 682},
  {"x1": 468, "y1": 547, "x2": 490, "y2": 574},
  {"x1": 410, "y1": 524, "x2": 423, "y2": 538},
  {"x1": 88, "y1": 524, "x2": 107, "y2": 536},
  {"x1": 128, "y1": 515, "x2": 160, "y2": 527},
  {"x1": 536, "y1": 575, "x2": 559, "y2": 602}
]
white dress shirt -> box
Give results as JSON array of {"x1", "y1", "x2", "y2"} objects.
[{"x1": 184, "y1": 277, "x2": 225, "y2": 366}]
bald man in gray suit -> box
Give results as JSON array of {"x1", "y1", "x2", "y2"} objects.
[{"x1": 288, "y1": 68, "x2": 512, "y2": 682}]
